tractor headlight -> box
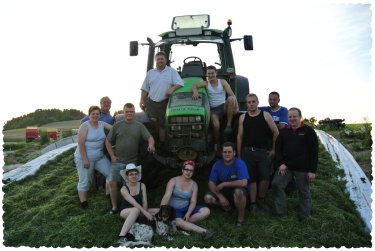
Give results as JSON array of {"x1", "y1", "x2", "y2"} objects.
[
  {"x1": 192, "y1": 125, "x2": 202, "y2": 131},
  {"x1": 170, "y1": 125, "x2": 181, "y2": 131}
]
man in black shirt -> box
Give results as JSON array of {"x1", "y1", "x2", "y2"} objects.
[
  {"x1": 237, "y1": 93, "x2": 279, "y2": 213},
  {"x1": 272, "y1": 107, "x2": 318, "y2": 221}
]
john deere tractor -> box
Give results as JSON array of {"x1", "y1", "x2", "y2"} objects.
[{"x1": 130, "y1": 14, "x2": 253, "y2": 168}]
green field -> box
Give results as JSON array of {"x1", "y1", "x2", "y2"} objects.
[
  {"x1": 2, "y1": 145, "x2": 372, "y2": 248},
  {"x1": 3, "y1": 120, "x2": 80, "y2": 142},
  {"x1": 2, "y1": 122, "x2": 372, "y2": 248}
]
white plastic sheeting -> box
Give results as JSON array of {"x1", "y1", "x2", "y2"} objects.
[
  {"x1": 2, "y1": 143, "x2": 77, "y2": 183},
  {"x1": 41, "y1": 135, "x2": 78, "y2": 154},
  {"x1": 316, "y1": 130, "x2": 372, "y2": 233}
]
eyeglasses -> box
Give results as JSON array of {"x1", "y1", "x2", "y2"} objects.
[
  {"x1": 128, "y1": 172, "x2": 138, "y2": 176},
  {"x1": 182, "y1": 168, "x2": 194, "y2": 173}
]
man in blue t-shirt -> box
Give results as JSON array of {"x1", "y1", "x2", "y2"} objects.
[
  {"x1": 259, "y1": 91, "x2": 288, "y2": 130},
  {"x1": 81, "y1": 96, "x2": 114, "y2": 128},
  {"x1": 204, "y1": 142, "x2": 249, "y2": 227}
]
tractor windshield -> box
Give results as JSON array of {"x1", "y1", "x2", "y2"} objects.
[{"x1": 166, "y1": 43, "x2": 222, "y2": 71}]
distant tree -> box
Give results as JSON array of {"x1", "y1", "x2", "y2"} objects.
[
  {"x1": 3, "y1": 109, "x2": 85, "y2": 130},
  {"x1": 39, "y1": 131, "x2": 49, "y2": 145},
  {"x1": 308, "y1": 117, "x2": 317, "y2": 125},
  {"x1": 113, "y1": 110, "x2": 124, "y2": 117}
]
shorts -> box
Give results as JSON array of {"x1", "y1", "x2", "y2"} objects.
[
  {"x1": 145, "y1": 97, "x2": 168, "y2": 127},
  {"x1": 110, "y1": 161, "x2": 128, "y2": 183},
  {"x1": 241, "y1": 147, "x2": 272, "y2": 182},
  {"x1": 174, "y1": 205, "x2": 204, "y2": 219},
  {"x1": 210, "y1": 104, "x2": 225, "y2": 119},
  {"x1": 207, "y1": 187, "x2": 248, "y2": 207}
]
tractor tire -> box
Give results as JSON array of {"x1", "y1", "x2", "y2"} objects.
[{"x1": 236, "y1": 75, "x2": 250, "y2": 111}]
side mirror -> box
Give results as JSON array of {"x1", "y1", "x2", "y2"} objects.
[
  {"x1": 243, "y1": 35, "x2": 253, "y2": 50},
  {"x1": 130, "y1": 41, "x2": 139, "y2": 56}
]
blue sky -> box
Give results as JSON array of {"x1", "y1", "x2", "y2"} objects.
[{"x1": 0, "y1": 0, "x2": 372, "y2": 126}]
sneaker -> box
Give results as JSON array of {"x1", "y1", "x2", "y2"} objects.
[
  {"x1": 201, "y1": 230, "x2": 215, "y2": 240},
  {"x1": 235, "y1": 221, "x2": 243, "y2": 227},
  {"x1": 272, "y1": 212, "x2": 287, "y2": 218},
  {"x1": 80, "y1": 201, "x2": 88, "y2": 210},
  {"x1": 257, "y1": 199, "x2": 271, "y2": 212},
  {"x1": 298, "y1": 215, "x2": 309, "y2": 222},
  {"x1": 249, "y1": 203, "x2": 258, "y2": 214}
]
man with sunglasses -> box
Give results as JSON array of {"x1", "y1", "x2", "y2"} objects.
[{"x1": 204, "y1": 142, "x2": 250, "y2": 227}]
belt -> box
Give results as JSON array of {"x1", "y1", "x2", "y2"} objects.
[
  {"x1": 246, "y1": 146, "x2": 267, "y2": 152},
  {"x1": 148, "y1": 97, "x2": 168, "y2": 103}
]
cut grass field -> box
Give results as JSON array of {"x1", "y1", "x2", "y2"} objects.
[
  {"x1": 2, "y1": 120, "x2": 80, "y2": 142},
  {"x1": 2, "y1": 144, "x2": 372, "y2": 248}
]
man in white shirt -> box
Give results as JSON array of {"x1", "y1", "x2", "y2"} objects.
[
  {"x1": 192, "y1": 65, "x2": 238, "y2": 149},
  {"x1": 140, "y1": 51, "x2": 183, "y2": 144}
]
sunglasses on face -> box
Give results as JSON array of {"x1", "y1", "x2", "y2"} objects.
[{"x1": 182, "y1": 168, "x2": 194, "y2": 173}]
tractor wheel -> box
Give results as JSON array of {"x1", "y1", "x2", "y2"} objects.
[{"x1": 236, "y1": 75, "x2": 249, "y2": 111}]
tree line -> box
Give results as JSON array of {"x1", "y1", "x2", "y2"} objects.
[{"x1": 3, "y1": 109, "x2": 85, "y2": 130}]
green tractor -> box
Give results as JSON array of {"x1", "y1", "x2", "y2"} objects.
[{"x1": 130, "y1": 14, "x2": 253, "y2": 168}]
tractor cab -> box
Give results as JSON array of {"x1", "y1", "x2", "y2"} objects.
[{"x1": 130, "y1": 14, "x2": 253, "y2": 168}]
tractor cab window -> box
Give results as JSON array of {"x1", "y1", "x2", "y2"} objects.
[
  {"x1": 171, "y1": 14, "x2": 210, "y2": 30},
  {"x1": 168, "y1": 43, "x2": 222, "y2": 75}
]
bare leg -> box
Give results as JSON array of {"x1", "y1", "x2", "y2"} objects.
[
  {"x1": 175, "y1": 218, "x2": 206, "y2": 234},
  {"x1": 233, "y1": 188, "x2": 247, "y2": 223},
  {"x1": 250, "y1": 182, "x2": 257, "y2": 204},
  {"x1": 78, "y1": 191, "x2": 87, "y2": 203},
  {"x1": 109, "y1": 181, "x2": 118, "y2": 211},
  {"x1": 224, "y1": 96, "x2": 238, "y2": 127},
  {"x1": 211, "y1": 114, "x2": 221, "y2": 144},
  {"x1": 106, "y1": 181, "x2": 110, "y2": 196},
  {"x1": 258, "y1": 180, "x2": 270, "y2": 199},
  {"x1": 119, "y1": 208, "x2": 141, "y2": 236},
  {"x1": 189, "y1": 207, "x2": 210, "y2": 223}
]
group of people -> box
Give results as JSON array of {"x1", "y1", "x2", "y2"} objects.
[
  {"x1": 75, "y1": 101, "x2": 215, "y2": 245},
  {"x1": 73, "y1": 51, "x2": 319, "y2": 246}
]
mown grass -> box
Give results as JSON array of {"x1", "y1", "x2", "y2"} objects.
[
  {"x1": 2, "y1": 120, "x2": 80, "y2": 143},
  {"x1": 2, "y1": 143, "x2": 372, "y2": 248},
  {"x1": 3, "y1": 141, "x2": 46, "y2": 166}
]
